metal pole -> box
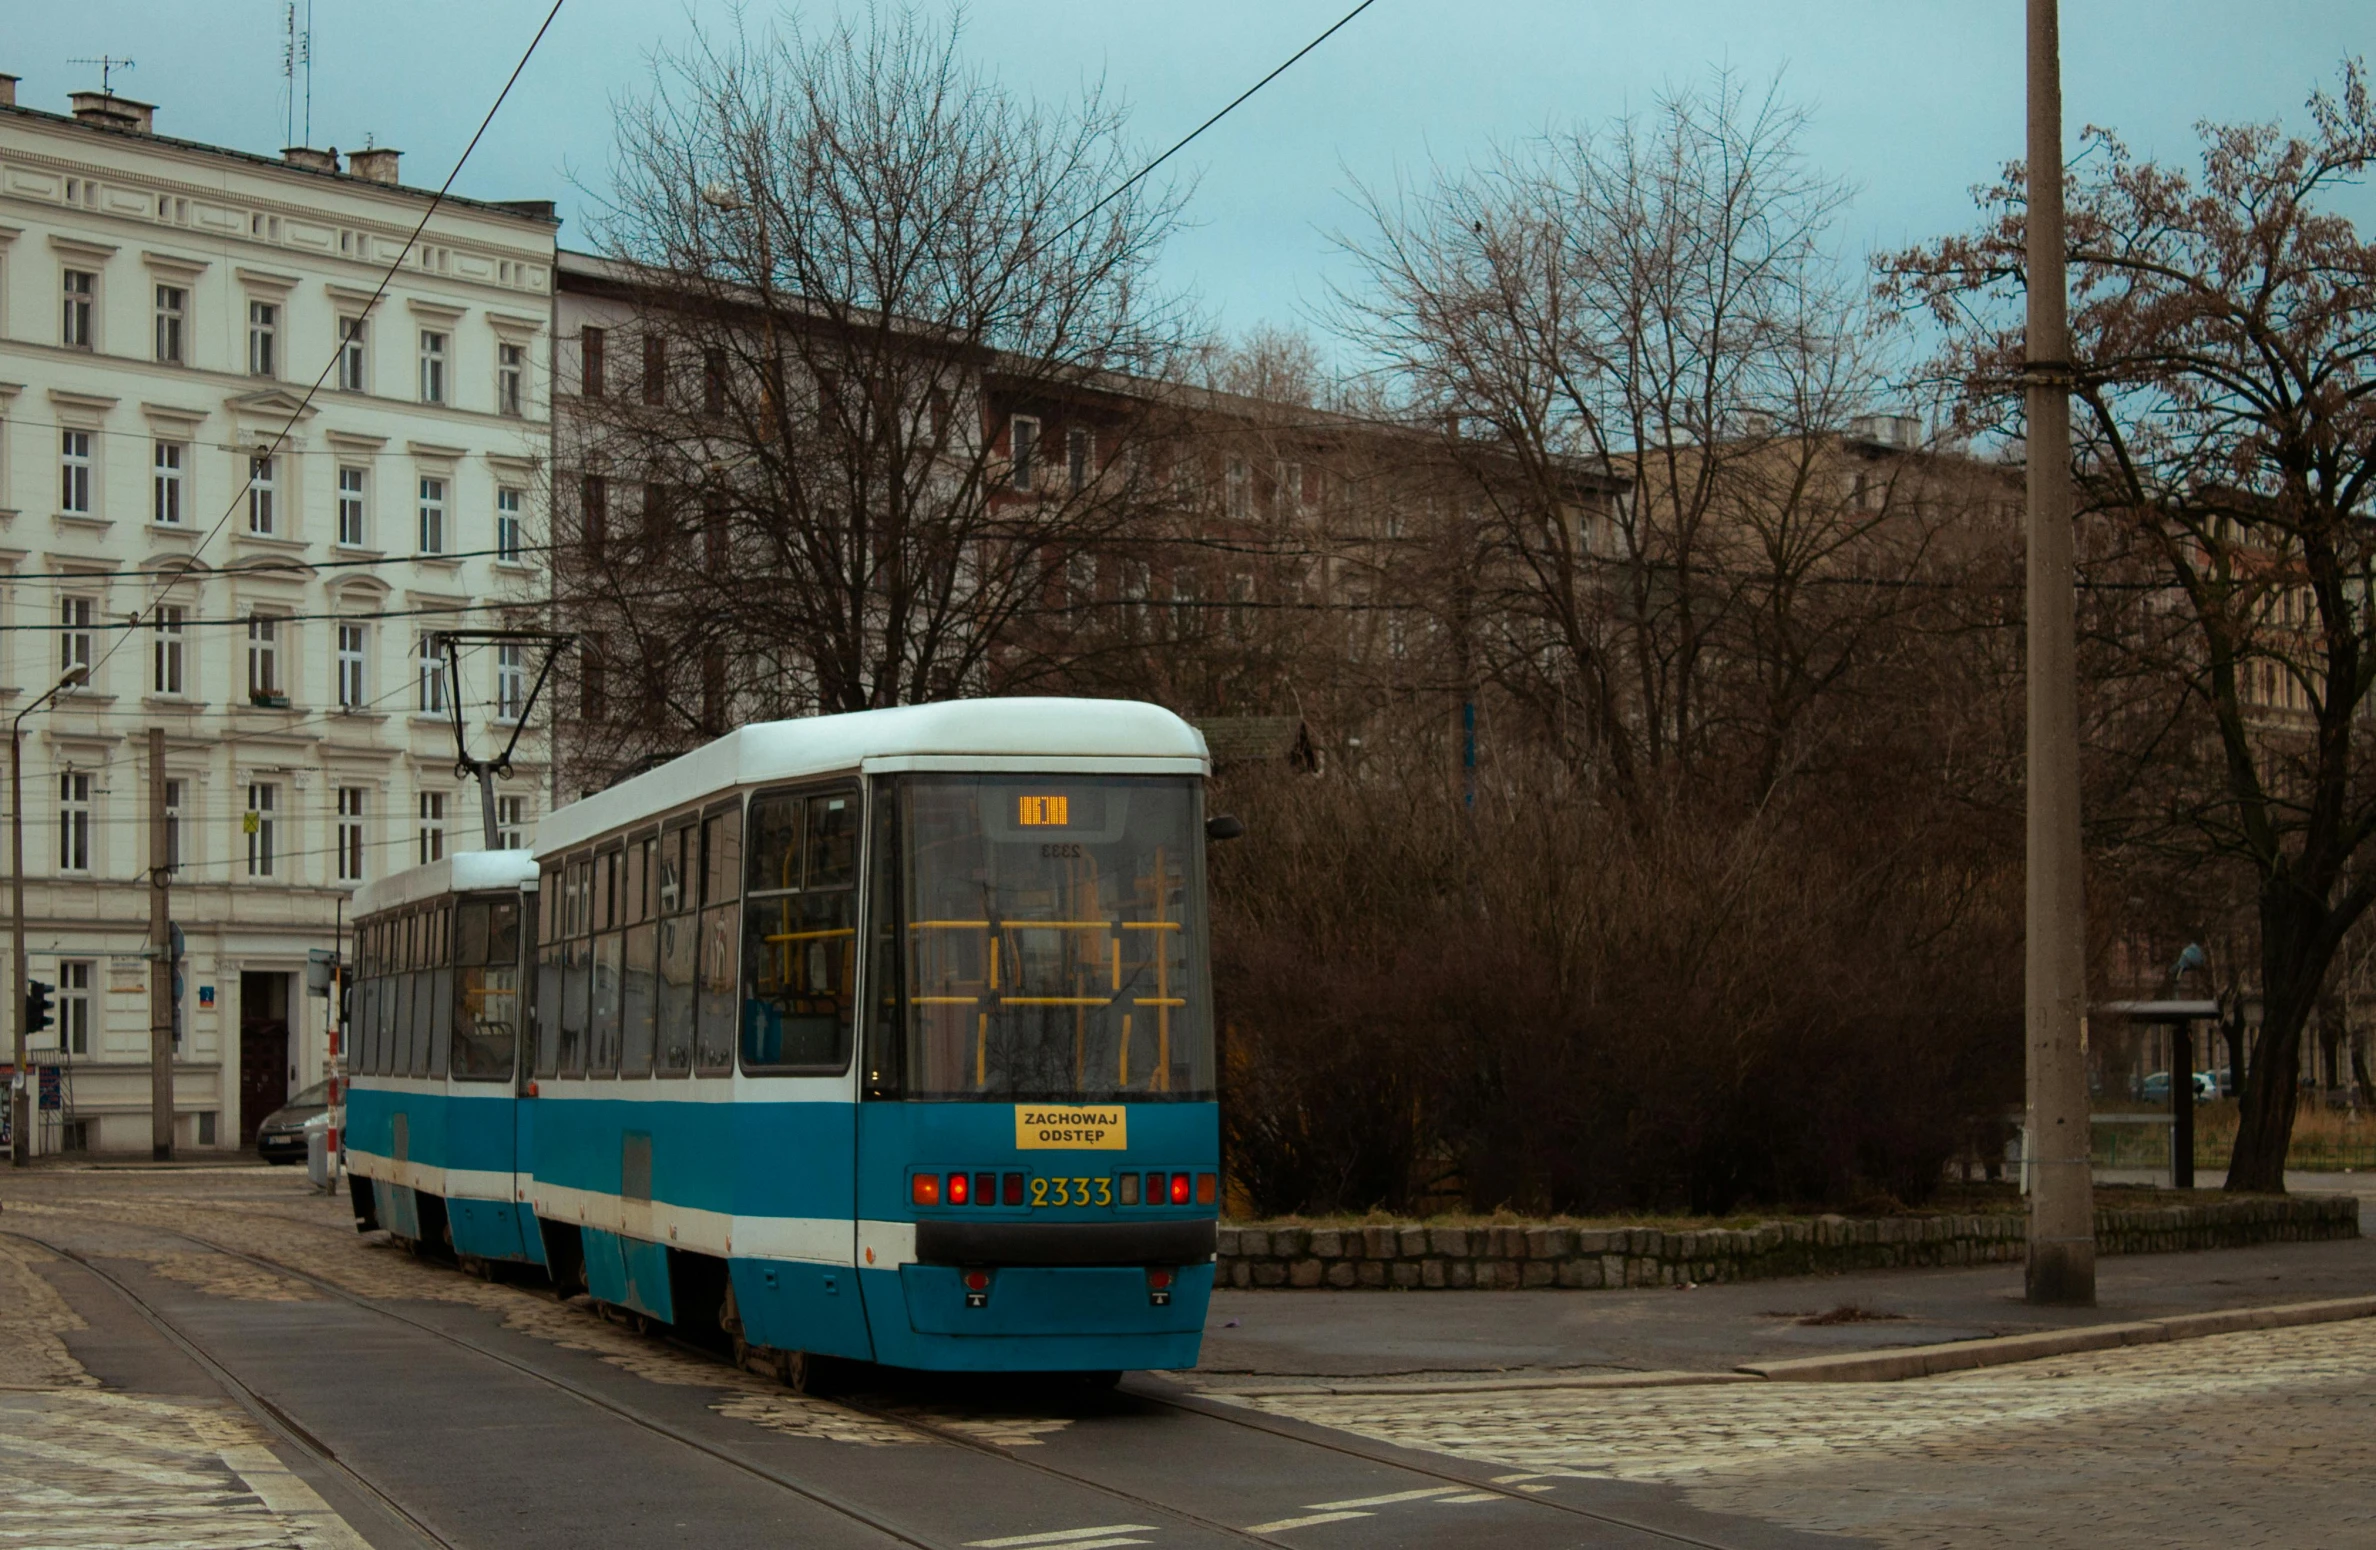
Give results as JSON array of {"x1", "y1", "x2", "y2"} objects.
[
  {"x1": 149, "y1": 727, "x2": 173, "y2": 1161},
  {"x1": 2024, "y1": 0, "x2": 2096, "y2": 1305},
  {"x1": 9, "y1": 723, "x2": 25, "y2": 1167},
  {"x1": 2172, "y1": 1019, "x2": 2196, "y2": 1190}
]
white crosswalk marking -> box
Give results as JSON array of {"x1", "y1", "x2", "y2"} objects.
[
  {"x1": 1305, "y1": 1486, "x2": 1464, "y2": 1510},
  {"x1": 1435, "y1": 1492, "x2": 1499, "y2": 1503},
  {"x1": 965, "y1": 1526, "x2": 1157, "y2": 1548},
  {"x1": 1246, "y1": 1510, "x2": 1373, "y2": 1534}
]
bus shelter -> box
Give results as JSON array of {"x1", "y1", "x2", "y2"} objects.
[{"x1": 2095, "y1": 999, "x2": 2220, "y2": 1188}]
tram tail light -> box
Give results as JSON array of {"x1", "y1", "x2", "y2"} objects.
[
  {"x1": 1002, "y1": 1171, "x2": 1025, "y2": 1206},
  {"x1": 1118, "y1": 1172, "x2": 1141, "y2": 1205},
  {"x1": 964, "y1": 1269, "x2": 990, "y2": 1308},
  {"x1": 1195, "y1": 1173, "x2": 1218, "y2": 1206},
  {"x1": 911, "y1": 1173, "x2": 940, "y2": 1206},
  {"x1": 975, "y1": 1172, "x2": 997, "y2": 1207},
  {"x1": 1147, "y1": 1267, "x2": 1174, "y2": 1306},
  {"x1": 1145, "y1": 1172, "x2": 1165, "y2": 1204},
  {"x1": 1169, "y1": 1172, "x2": 1191, "y2": 1205},
  {"x1": 946, "y1": 1172, "x2": 969, "y2": 1205}
]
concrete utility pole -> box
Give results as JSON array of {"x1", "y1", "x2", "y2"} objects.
[
  {"x1": 12, "y1": 667, "x2": 83, "y2": 1166},
  {"x1": 149, "y1": 728, "x2": 173, "y2": 1161},
  {"x1": 2023, "y1": 0, "x2": 2096, "y2": 1306}
]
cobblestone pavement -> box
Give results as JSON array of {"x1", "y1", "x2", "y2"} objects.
[{"x1": 1250, "y1": 1317, "x2": 2376, "y2": 1548}]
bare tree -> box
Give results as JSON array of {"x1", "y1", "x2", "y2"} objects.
[
  {"x1": 1887, "y1": 63, "x2": 2376, "y2": 1190},
  {"x1": 559, "y1": 8, "x2": 1190, "y2": 782}
]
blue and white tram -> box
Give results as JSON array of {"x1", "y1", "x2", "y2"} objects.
[{"x1": 346, "y1": 698, "x2": 1222, "y2": 1379}]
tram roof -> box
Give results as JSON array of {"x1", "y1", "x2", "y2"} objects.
[
  {"x1": 536, "y1": 698, "x2": 1210, "y2": 857},
  {"x1": 352, "y1": 849, "x2": 539, "y2": 919}
]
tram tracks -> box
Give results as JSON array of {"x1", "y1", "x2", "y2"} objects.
[{"x1": 23, "y1": 1216, "x2": 1751, "y2": 1550}]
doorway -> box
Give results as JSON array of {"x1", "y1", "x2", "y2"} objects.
[{"x1": 239, "y1": 971, "x2": 291, "y2": 1145}]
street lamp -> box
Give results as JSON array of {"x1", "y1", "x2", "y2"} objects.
[{"x1": 13, "y1": 665, "x2": 88, "y2": 1166}]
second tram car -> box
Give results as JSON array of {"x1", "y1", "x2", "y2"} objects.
[{"x1": 344, "y1": 698, "x2": 1221, "y2": 1380}]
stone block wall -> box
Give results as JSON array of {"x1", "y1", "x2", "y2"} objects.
[{"x1": 1213, "y1": 1196, "x2": 2359, "y2": 1290}]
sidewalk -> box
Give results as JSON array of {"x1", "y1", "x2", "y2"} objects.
[{"x1": 1196, "y1": 1184, "x2": 2375, "y2": 1387}]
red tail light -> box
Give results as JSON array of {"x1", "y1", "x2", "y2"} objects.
[
  {"x1": 946, "y1": 1172, "x2": 969, "y2": 1205},
  {"x1": 975, "y1": 1172, "x2": 996, "y2": 1206},
  {"x1": 911, "y1": 1173, "x2": 940, "y2": 1206},
  {"x1": 963, "y1": 1269, "x2": 990, "y2": 1291},
  {"x1": 1002, "y1": 1171, "x2": 1025, "y2": 1205},
  {"x1": 1195, "y1": 1173, "x2": 1217, "y2": 1206},
  {"x1": 1169, "y1": 1172, "x2": 1191, "y2": 1205},
  {"x1": 1145, "y1": 1171, "x2": 1165, "y2": 1204},
  {"x1": 1147, "y1": 1268, "x2": 1175, "y2": 1289}
]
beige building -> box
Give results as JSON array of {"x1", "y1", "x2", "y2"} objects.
[{"x1": 0, "y1": 77, "x2": 557, "y2": 1153}]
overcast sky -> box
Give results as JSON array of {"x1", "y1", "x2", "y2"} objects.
[{"x1": 10, "y1": 2, "x2": 2370, "y2": 343}]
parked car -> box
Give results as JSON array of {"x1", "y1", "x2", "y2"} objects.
[
  {"x1": 255, "y1": 1080, "x2": 329, "y2": 1164},
  {"x1": 2133, "y1": 1071, "x2": 2221, "y2": 1104}
]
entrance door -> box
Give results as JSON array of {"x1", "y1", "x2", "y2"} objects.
[{"x1": 239, "y1": 971, "x2": 291, "y2": 1144}]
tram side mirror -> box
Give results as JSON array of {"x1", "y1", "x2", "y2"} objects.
[{"x1": 1205, "y1": 815, "x2": 1245, "y2": 843}]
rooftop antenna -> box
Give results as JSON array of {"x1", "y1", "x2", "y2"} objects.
[
  {"x1": 280, "y1": 1, "x2": 314, "y2": 147},
  {"x1": 66, "y1": 56, "x2": 136, "y2": 98}
]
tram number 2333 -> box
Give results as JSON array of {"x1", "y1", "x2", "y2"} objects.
[{"x1": 1015, "y1": 1105, "x2": 1127, "y2": 1150}]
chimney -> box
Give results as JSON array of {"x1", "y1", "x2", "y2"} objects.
[
  {"x1": 0, "y1": 75, "x2": 19, "y2": 109},
  {"x1": 282, "y1": 146, "x2": 340, "y2": 173},
  {"x1": 68, "y1": 91, "x2": 154, "y2": 134},
  {"x1": 346, "y1": 147, "x2": 401, "y2": 185}
]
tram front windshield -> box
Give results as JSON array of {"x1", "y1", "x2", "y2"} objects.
[{"x1": 889, "y1": 774, "x2": 1212, "y2": 1102}]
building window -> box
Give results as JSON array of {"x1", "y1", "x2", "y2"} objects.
[
  {"x1": 155, "y1": 284, "x2": 186, "y2": 364},
  {"x1": 495, "y1": 487, "x2": 524, "y2": 562},
  {"x1": 248, "y1": 455, "x2": 277, "y2": 535},
  {"x1": 703, "y1": 348, "x2": 727, "y2": 415},
  {"x1": 1068, "y1": 426, "x2": 1092, "y2": 494},
  {"x1": 418, "y1": 792, "x2": 446, "y2": 865},
  {"x1": 581, "y1": 326, "x2": 606, "y2": 398},
  {"x1": 642, "y1": 334, "x2": 667, "y2": 404},
  {"x1": 153, "y1": 440, "x2": 185, "y2": 525},
  {"x1": 153, "y1": 605, "x2": 186, "y2": 695},
  {"x1": 581, "y1": 474, "x2": 608, "y2": 555},
  {"x1": 248, "y1": 300, "x2": 279, "y2": 377},
  {"x1": 163, "y1": 779, "x2": 183, "y2": 872},
  {"x1": 419, "y1": 330, "x2": 447, "y2": 404},
  {"x1": 1226, "y1": 458, "x2": 1250, "y2": 520},
  {"x1": 338, "y1": 317, "x2": 368, "y2": 392},
  {"x1": 247, "y1": 614, "x2": 281, "y2": 700},
  {"x1": 246, "y1": 783, "x2": 278, "y2": 877},
  {"x1": 1010, "y1": 415, "x2": 1039, "y2": 491},
  {"x1": 418, "y1": 476, "x2": 447, "y2": 553},
  {"x1": 337, "y1": 623, "x2": 368, "y2": 708},
  {"x1": 60, "y1": 431, "x2": 92, "y2": 515},
  {"x1": 579, "y1": 639, "x2": 606, "y2": 722},
  {"x1": 61, "y1": 269, "x2": 94, "y2": 349},
  {"x1": 417, "y1": 635, "x2": 447, "y2": 714},
  {"x1": 496, "y1": 794, "x2": 527, "y2": 850},
  {"x1": 496, "y1": 643, "x2": 526, "y2": 722},
  {"x1": 58, "y1": 772, "x2": 91, "y2": 874},
  {"x1": 58, "y1": 961, "x2": 92, "y2": 1056},
  {"x1": 497, "y1": 342, "x2": 525, "y2": 416},
  {"x1": 337, "y1": 787, "x2": 367, "y2": 882},
  {"x1": 60, "y1": 598, "x2": 94, "y2": 680},
  {"x1": 337, "y1": 466, "x2": 368, "y2": 547}
]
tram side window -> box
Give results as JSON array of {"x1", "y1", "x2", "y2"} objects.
[
  {"x1": 453, "y1": 897, "x2": 522, "y2": 1081},
  {"x1": 559, "y1": 854, "x2": 592, "y2": 1077},
  {"x1": 621, "y1": 831, "x2": 657, "y2": 1077},
  {"x1": 742, "y1": 788, "x2": 858, "y2": 1073},
  {"x1": 695, "y1": 806, "x2": 741, "y2": 1073},
  {"x1": 656, "y1": 821, "x2": 696, "y2": 1075},
  {"x1": 394, "y1": 962, "x2": 419, "y2": 1078},
  {"x1": 418, "y1": 907, "x2": 448, "y2": 1078},
  {"x1": 534, "y1": 863, "x2": 563, "y2": 1078},
  {"x1": 591, "y1": 850, "x2": 624, "y2": 1078}
]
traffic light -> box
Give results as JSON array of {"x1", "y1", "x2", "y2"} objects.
[{"x1": 24, "y1": 980, "x2": 53, "y2": 1034}]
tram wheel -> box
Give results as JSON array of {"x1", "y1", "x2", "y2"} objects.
[
  {"x1": 778, "y1": 1349, "x2": 830, "y2": 1395},
  {"x1": 1078, "y1": 1370, "x2": 1123, "y2": 1390}
]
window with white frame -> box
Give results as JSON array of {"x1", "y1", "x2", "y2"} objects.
[
  {"x1": 60, "y1": 431, "x2": 92, "y2": 515},
  {"x1": 153, "y1": 605, "x2": 186, "y2": 695},
  {"x1": 417, "y1": 635, "x2": 447, "y2": 713},
  {"x1": 246, "y1": 783, "x2": 278, "y2": 877},
  {"x1": 1009, "y1": 415, "x2": 1039, "y2": 491},
  {"x1": 163, "y1": 780, "x2": 184, "y2": 872},
  {"x1": 1068, "y1": 426, "x2": 1093, "y2": 494},
  {"x1": 58, "y1": 772, "x2": 91, "y2": 873},
  {"x1": 153, "y1": 440, "x2": 185, "y2": 525},
  {"x1": 1226, "y1": 458, "x2": 1251, "y2": 521},
  {"x1": 337, "y1": 466, "x2": 368, "y2": 547},
  {"x1": 337, "y1": 622, "x2": 368, "y2": 708},
  {"x1": 495, "y1": 642, "x2": 526, "y2": 722},
  {"x1": 419, "y1": 330, "x2": 447, "y2": 403},
  {"x1": 337, "y1": 317, "x2": 368, "y2": 392},
  {"x1": 497, "y1": 342, "x2": 524, "y2": 416},
  {"x1": 496, "y1": 794, "x2": 527, "y2": 850},
  {"x1": 337, "y1": 787, "x2": 367, "y2": 882},
  {"x1": 495, "y1": 487, "x2": 524, "y2": 561},
  {"x1": 248, "y1": 455, "x2": 277, "y2": 535},
  {"x1": 417, "y1": 476, "x2": 447, "y2": 553},
  {"x1": 247, "y1": 614, "x2": 281, "y2": 699},
  {"x1": 61, "y1": 269, "x2": 94, "y2": 349},
  {"x1": 60, "y1": 597, "x2": 94, "y2": 679},
  {"x1": 154, "y1": 284, "x2": 186, "y2": 364},
  {"x1": 248, "y1": 300, "x2": 279, "y2": 377},
  {"x1": 418, "y1": 791, "x2": 446, "y2": 865},
  {"x1": 58, "y1": 960, "x2": 92, "y2": 1056}
]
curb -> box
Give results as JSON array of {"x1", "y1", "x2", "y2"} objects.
[
  {"x1": 1206, "y1": 1369, "x2": 1759, "y2": 1399},
  {"x1": 1737, "y1": 1293, "x2": 2376, "y2": 1383}
]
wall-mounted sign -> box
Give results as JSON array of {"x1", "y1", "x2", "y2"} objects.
[{"x1": 198, "y1": 985, "x2": 216, "y2": 1008}]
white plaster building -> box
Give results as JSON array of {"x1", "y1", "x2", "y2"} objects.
[{"x1": 0, "y1": 78, "x2": 557, "y2": 1153}]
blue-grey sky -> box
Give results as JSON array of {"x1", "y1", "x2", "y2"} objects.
[{"x1": 9, "y1": 2, "x2": 2369, "y2": 341}]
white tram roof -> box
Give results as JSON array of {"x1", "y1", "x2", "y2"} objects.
[
  {"x1": 352, "y1": 849, "x2": 539, "y2": 919},
  {"x1": 537, "y1": 698, "x2": 1209, "y2": 857}
]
